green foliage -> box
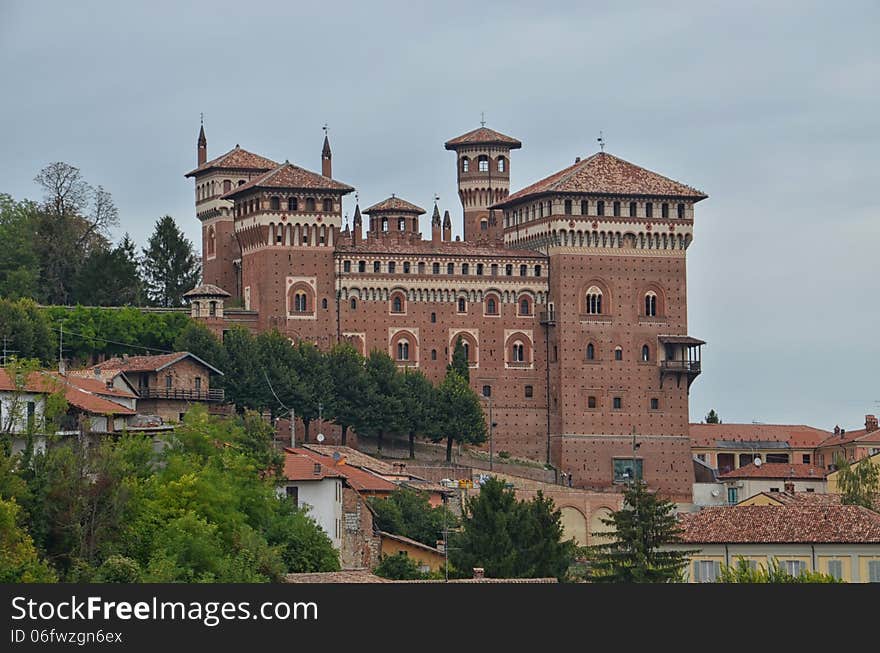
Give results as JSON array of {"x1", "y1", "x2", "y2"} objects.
[
  {"x1": 374, "y1": 552, "x2": 428, "y2": 580},
  {"x1": 93, "y1": 555, "x2": 142, "y2": 583},
  {"x1": 222, "y1": 327, "x2": 264, "y2": 412},
  {"x1": 586, "y1": 480, "x2": 693, "y2": 583},
  {"x1": 450, "y1": 477, "x2": 576, "y2": 581},
  {"x1": 363, "y1": 350, "x2": 406, "y2": 452},
  {"x1": 326, "y1": 343, "x2": 370, "y2": 445},
  {"x1": 0, "y1": 497, "x2": 57, "y2": 582},
  {"x1": 141, "y1": 215, "x2": 201, "y2": 308},
  {"x1": 704, "y1": 409, "x2": 721, "y2": 424},
  {"x1": 73, "y1": 235, "x2": 145, "y2": 306},
  {"x1": 835, "y1": 454, "x2": 880, "y2": 510},
  {"x1": 717, "y1": 557, "x2": 841, "y2": 583},
  {"x1": 0, "y1": 194, "x2": 40, "y2": 300},
  {"x1": 433, "y1": 370, "x2": 487, "y2": 462},
  {"x1": 173, "y1": 321, "x2": 227, "y2": 371},
  {"x1": 447, "y1": 336, "x2": 470, "y2": 381},
  {"x1": 369, "y1": 487, "x2": 458, "y2": 548},
  {"x1": 400, "y1": 369, "x2": 436, "y2": 458},
  {"x1": 0, "y1": 298, "x2": 55, "y2": 363}
]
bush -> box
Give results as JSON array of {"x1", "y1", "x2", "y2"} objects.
[{"x1": 374, "y1": 553, "x2": 428, "y2": 580}]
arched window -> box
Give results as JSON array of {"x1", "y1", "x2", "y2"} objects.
[
  {"x1": 461, "y1": 157, "x2": 469, "y2": 172},
  {"x1": 478, "y1": 155, "x2": 489, "y2": 172},
  {"x1": 597, "y1": 200, "x2": 605, "y2": 216},
  {"x1": 505, "y1": 264, "x2": 513, "y2": 276},
  {"x1": 645, "y1": 292, "x2": 657, "y2": 317},
  {"x1": 677, "y1": 203, "x2": 685, "y2": 219},
  {"x1": 462, "y1": 342, "x2": 470, "y2": 361},
  {"x1": 403, "y1": 261, "x2": 411, "y2": 273},
  {"x1": 288, "y1": 197, "x2": 298, "y2": 211},
  {"x1": 486, "y1": 297, "x2": 498, "y2": 315},
  {"x1": 586, "y1": 286, "x2": 603, "y2": 314},
  {"x1": 207, "y1": 226, "x2": 216, "y2": 256},
  {"x1": 223, "y1": 180, "x2": 232, "y2": 193},
  {"x1": 397, "y1": 340, "x2": 410, "y2": 361},
  {"x1": 398, "y1": 217, "x2": 406, "y2": 231},
  {"x1": 294, "y1": 291, "x2": 308, "y2": 313},
  {"x1": 497, "y1": 156, "x2": 505, "y2": 172},
  {"x1": 447, "y1": 263, "x2": 455, "y2": 275},
  {"x1": 270, "y1": 196, "x2": 280, "y2": 210},
  {"x1": 381, "y1": 217, "x2": 389, "y2": 232},
  {"x1": 209, "y1": 301, "x2": 217, "y2": 317},
  {"x1": 480, "y1": 219, "x2": 488, "y2": 231},
  {"x1": 392, "y1": 296, "x2": 403, "y2": 313},
  {"x1": 642, "y1": 345, "x2": 650, "y2": 362},
  {"x1": 614, "y1": 346, "x2": 623, "y2": 361},
  {"x1": 431, "y1": 349, "x2": 437, "y2": 360},
  {"x1": 586, "y1": 343, "x2": 595, "y2": 360},
  {"x1": 458, "y1": 298, "x2": 466, "y2": 312},
  {"x1": 374, "y1": 261, "x2": 381, "y2": 273},
  {"x1": 512, "y1": 341, "x2": 525, "y2": 362},
  {"x1": 323, "y1": 198, "x2": 333, "y2": 212},
  {"x1": 350, "y1": 298, "x2": 357, "y2": 309},
  {"x1": 306, "y1": 198, "x2": 316, "y2": 212},
  {"x1": 519, "y1": 298, "x2": 530, "y2": 315}
]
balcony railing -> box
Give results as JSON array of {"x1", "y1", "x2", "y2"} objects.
[
  {"x1": 539, "y1": 310, "x2": 556, "y2": 325},
  {"x1": 661, "y1": 360, "x2": 701, "y2": 374},
  {"x1": 138, "y1": 387, "x2": 225, "y2": 402},
  {"x1": 506, "y1": 361, "x2": 532, "y2": 368}
]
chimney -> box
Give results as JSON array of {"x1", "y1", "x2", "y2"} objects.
[
  {"x1": 784, "y1": 481, "x2": 795, "y2": 494},
  {"x1": 866, "y1": 415, "x2": 878, "y2": 433},
  {"x1": 834, "y1": 425, "x2": 840, "y2": 436},
  {"x1": 436, "y1": 540, "x2": 445, "y2": 553},
  {"x1": 472, "y1": 567, "x2": 485, "y2": 580},
  {"x1": 575, "y1": 157, "x2": 581, "y2": 163}
]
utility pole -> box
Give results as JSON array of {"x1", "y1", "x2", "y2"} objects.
[
  {"x1": 58, "y1": 324, "x2": 65, "y2": 374},
  {"x1": 2, "y1": 336, "x2": 18, "y2": 366}
]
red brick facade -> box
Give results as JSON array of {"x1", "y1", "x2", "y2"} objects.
[{"x1": 189, "y1": 126, "x2": 707, "y2": 502}]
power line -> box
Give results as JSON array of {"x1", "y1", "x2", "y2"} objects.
[{"x1": 48, "y1": 326, "x2": 175, "y2": 354}]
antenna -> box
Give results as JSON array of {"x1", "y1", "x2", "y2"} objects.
[
  {"x1": 322, "y1": 122, "x2": 328, "y2": 136},
  {"x1": 58, "y1": 323, "x2": 65, "y2": 375},
  {"x1": 480, "y1": 112, "x2": 486, "y2": 127},
  {"x1": 597, "y1": 131, "x2": 606, "y2": 152},
  {"x1": 200, "y1": 112, "x2": 204, "y2": 126}
]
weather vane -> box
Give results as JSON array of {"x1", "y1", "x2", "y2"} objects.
[
  {"x1": 597, "y1": 130, "x2": 606, "y2": 152},
  {"x1": 355, "y1": 191, "x2": 359, "y2": 204},
  {"x1": 200, "y1": 112, "x2": 204, "y2": 126},
  {"x1": 480, "y1": 112, "x2": 486, "y2": 127},
  {"x1": 435, "y1": 193, "x2": 440, "y2": 203},
  {"x1": 323, "y1": 123, "x2": 328, "y2": 136}
]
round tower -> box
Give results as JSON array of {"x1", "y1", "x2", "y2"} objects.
[{"x1": 444, "y1": 124, "x2": 521, "y2": 242}]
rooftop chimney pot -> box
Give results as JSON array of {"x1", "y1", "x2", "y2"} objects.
[{"x1": 473, "y1": 567, "x2": 485, "y2": 580}]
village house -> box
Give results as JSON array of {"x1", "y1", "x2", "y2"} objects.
[
  {"x1": 814, "y1": 416, "x2": 880, "y2": 471},
  {"x1": 716, "y1": 462, "x2": 827, "y2": 505},
  {"x1": 690, "y1": 423, "x2": 829, "y2": 474},
  {"x1": 378, "y1": 531, "x2": 446, "y2": 574}
]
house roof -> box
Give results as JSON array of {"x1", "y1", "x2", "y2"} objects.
[
  {"x1": 690, "y1": 423, "x2": 831, "y2": 449},
  {"x1": 492, "y1": 151, "x2": 707, "y2": 208},
  {"x1": 302, "y1": 444, "x2": 399, "y2": 476},
  {"x1": 817, "y1": 427, "x2": 880, "y2": 448},
  {"x1": 718, "y1": 462, "x2": 826, "y2": 481},
  {"x1": 379, "y1": 531, "x2": 444, "y2": 556},
  {"x1": 285, "y1": 447, "x2": 396, "y2": 493},
  {"x1": 286, "y1": 569, "x2": 391, "y2": 583},
  {"x1": 63, "y1": 374, "x2": 138, "y2": 400},
  {"x1": 282, "y1": 450, "x2": 345, "y2": 481},
  {"x1": 363, "y1": 196, "x2": 426, "y2": 215},
  {"x1": 444, "y1": 127, "x2": 522, "y2": 150},
  {"x1": 221, "y1": 161, "x2": 354, "y2": 199},
  {"x1": 183, "y1": 284, "x2": 231, "y2": 298},
  {"x1": 0, "y1": 369, "x2": 135, "y2": 416},
  {"x1": 91, "y1": 352, "x2": 224, "y2": 376},
  {"x1": 677, "y1": 503, "x2": 880, "y2": 544},
  {"x1": 184, "y1": 145, "x2": 277, "y2": 178}
]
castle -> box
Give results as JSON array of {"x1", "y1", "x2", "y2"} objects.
[{"x1": 185, "y1": 122, "x2": 707, "y2": 502}]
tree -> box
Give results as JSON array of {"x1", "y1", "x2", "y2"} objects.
[
  {"x1": 73, "y1": 235, "x2": 144, "y2": 306},
  {"x1": 0, "y1": 194, "x2": 40, "y2": 300},
  {"x1": 221, "y1": 327, "x2": 264, "y2": 412},
  {"x1": 835, "y1": 454, "x2": 880, "y2": 510},
  {"x1": 433, "y1": 370, "x2": 487, "y2": 462},
  {"x1": 450, "y1": 477, "x2": 575, "y2": 580},
  {"x1": 369, "y1": 487, "x2": 458, "y2": 548},
  {"x1": 374, "y1": 552, "x2": 427, "y2": 580},
  {"x1": 290, "y1": 341, "x2": 331, "y2": 442},
  {"x1": 586, "y1": 480, "x2": 693, "y2": 582},
  {"x1": 326, "y1": 343, "x2": 370, "y2": 446},
  {"x1": 0, "y1": 497, "x2": 57, "y2": 583},
  {"x1": 718, "y1": 557, "x2": 840, "y2": 583},
  {"x1": 0, "y1": 298, "x2": 55, "y2": 363},
  {"x1": 141, "y1": 215, "x2": 201, "y2": 307},
  {"x1": 704, "y1": 409, "x2": 721, "y2": 424},
  {"x1": 363, "y1": 350, "x2": 406, "y2": 454},
  {"x1": 447, "y1": 336, "x2": 469, "y2": 381},
  {"x1": 400, "y1": 369, "x2": 436, "y2": 459},
  {"x1": 173, "y1": 321, "x2": 227, "y2": 372}
]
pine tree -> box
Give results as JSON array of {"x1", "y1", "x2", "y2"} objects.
[
  {"x1": 704, "y1": 409, "x2": 721, "y2": 424},
  {"x1": 400, "y1": 369, "x2": 436, "y2": 458},
  {"x1": 72, "y1": 234, "x2": 144, "y2": 306},
  {"x1": 586, "y1": 480, "x2": 694, "y2": 582},
  {"x1": 142, "y1": 216, "x2": 200, "y2": 307},
  {"x1": 447, "y1": 336, "x2": 470, "y2": 381}
]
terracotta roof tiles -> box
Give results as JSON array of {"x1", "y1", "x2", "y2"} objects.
[
  {"x1": 282, "y1": 450, "x2": 346, "y2": 482},
  {"x1": 0, "y1": 370, "x2": 134, "y2": 416},
  {"x1": 285, "y1": 447, "x2": 396, "y2": 493},
  {"x1": 718, "y1": 462, "x2": 826, "y2": 480},
  {"x1": 221, "y1": 162, "x2": 353, "y2": 199},
  {"x1": 363, "y1": 196, "x2": 426, "y2": 214},
  {"x1": 92, "y1": 352, "x2": 223, "y2": 376},
  {"x1": 444, "y1": 127, "x2": 522, "y2": 149},
  {"x1": 690, "y1": 423, "x2": 831, "y2": 449},
  {"x1": 185, "y1": 146, "x2": 277, "y2": 178}
]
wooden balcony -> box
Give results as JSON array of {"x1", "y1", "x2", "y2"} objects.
[{"x1": 138, "y1": 387, "x2": 225, "y2": 402}]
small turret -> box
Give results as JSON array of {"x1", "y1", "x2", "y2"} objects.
[
  {"x1": 197, "y1": 120, "x2": 207, "y2": 166},
  {"x1": 442, "y1": 210, "x2": 452, "y2": 242},
  {"x1": 322, "y1": 127, "x2": 332, "y2": 178},
  {"x1": 431, "y1": 202, "x2": 442, "y2": 245},
  {"x1": 352, "y1": 203, "x2": 362, "y2": 244}
]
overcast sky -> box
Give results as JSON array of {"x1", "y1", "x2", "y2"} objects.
[{"x1": 1, "y1": 1, "x2": 877, "y2": 430}]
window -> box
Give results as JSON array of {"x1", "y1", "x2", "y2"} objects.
[
  {"x1": 534, "y1": 265, "x2": 541, "y2": 277},
  {"x1": 397, "y1": 340, "x2": 410, "y2": 361},
  {"x1": 209, "y1": 301, "x2": 217, "y2": 317},
  {"x1": 693, "y1": 560, "x2": 721, "y2": 583},
  {"x1": 462, "y1": 263, "x2": 469, "y2": 275},
  {"x1": 486, "y1": 298, "x2": 498, "y2": 315},
  {"x1": 512, "y1": 342, "x2": 525, "y2": 362},
  {"x1": 613, "y1": 201, "x2": 621, "y2": 217},
  {"x1": 597, "y1": 200, "x2": 605, "y2": 216},
  {"x1": 677, "y1": 203, "x2": 685, "y2": 219},
  {"x1": 612, "y1": 397, "x2": 622, "y2": 410},
  {"x1": 350, "y1": 298, "x2": 357, "y2": 309},
  {"x1": 477, "y1": 263, "x2": 484, "y2": 275},
  {"x1": 223, "y1": 180, "x2": 232, "y2": 193},
  {"x1": 766, "y1": 453, "x2": 790, "y2": 464},
  {"x1": 642, "y1": 345, "x2": 650, "y2": 362},
  {"x1": 497, "y1": 157, "x2": 505, "y2": 172},
  {"x1": 586, "y1": 343, "x2": 595, "y2": 360},
  {"x1": 587, "y1": 396, "x2": 597, "y2": 409},
  {"x1": 382, "y1": 217, "x2": 389, "y2": 232},
  {"x1": 519, "y1": 264, "x2": 527, "y2": 277},
  {"x1": 463, "y1": 342, "x2": 470, "y2": 361},
  {"x1": 458, "y1": 298, "x2": 466, "y2": 312},
  {"x1": 580, "y1": 200, "x2": 588, "y2": 215},
  {"x1": 650, "y1": 397, "x2": 659, "y2": 410},
  {"x1": 478, "y1": 155, "x2": 489, "y2": 172},
  {"x1": 491, "y1": 264, "x2": 498, "y2": 276},
  {"x1": 392, "y1": 296, "x2": 403, "y2": 313},
  {"x1": 431, "y1": 349, "x2": 437, "y2": 360},
  {"x1": 26, "y1": 401, "x2": 36, "y2": 431},
  {"x1": 519, "y1": 298, "x2": 530, "y2": 315},
  {"x1": 447, "y1": 263, "x2": 454, "y2": 275},
  {"x1": 564, "y1": 199, "x2": 572, "y2": 215},
  {"x1": 629, "y1": 201, "x2": 637, "y2": 217},
  {"x1": 802, "y1": 454, "x2": 811, "y2": 464},
  {"x1": 358, "y1": 260, "x2": 366, "y2": 273},
  {"x1": 285, "y1": 486, "x2": 299, "y2": 507},
  {"x1": 867, "y1": 560, "x2": 880, "y2": 582},
  {"x1": 614, "y1": 347, "x2": 623, "y2": 361},
  {"x1": 613, "y1": 458, "x2": 642, "y2": 482},
  {"x1": 727, "y1": 487, "x2": 738, "y2": 505},
  {"x1": 586, "y1": 287, "x2": 603, "y2": 314},
  {"x1": 461, "y1": 157, "x2": 469, "y2": 173},
  {"x1": 403, "y1": 261, "x2": 411, "y2": 273},
  {"x1": 306, "y1": 198, "x2": 316, "y2": 212},
  {"x1": 503, "y1": 264, "x2": 510, "y2": 276},
  {"x1": 321, "y1": 298, "x2": 327, "y2": 310},
  {"x1": 195, "y1": 377, "x2": 202, "y2": 393},
  {"x1": 270, "y1": 196, "x2": 280, "y2": 210},
  {"x1": 431, "y1": 312, "x2": 436, "y2": 323},
  {"x1": 645, "y1": 292, "x2": 657, "y2": 317},
  {"x1": 388, "y1": 261, "x2": 396, "y2": 274},
  {"x1": 165, "y1": 375, "x2": 173, "y2": 390},
  {"x1": 418, "y1": 262, "x2": 425, "y2": 274},
  {"x1": 661, "y1": 203, "x2": 669, "y2": 219},
  {"x1": 431, "y1": 262, "x2": 439, "y2": 274},
  {"x1": 398, "y1": 217, "x2": 406, "y2": 231},
  {"x1": 373, "y1": 261, "x2": 380, "y2": 273},
  {"x1": 320, "y1": 198, "x2": 331, "y2": 212},
  {"x1": 294, "y1": 291, "x2": 308, "y2": 312},
  {"x1": 482, "y1": 385, "x2": 491, "y2": 397},
  {"x1": 645, "y1": 202, "x2": 653, "y2": 218},
  {"x1": 288, "y1": 197, "x2": 298, "y2": 211},
  {"x1": 827, "y1": 560, "x2": 843, "y2": 581},
  {"x1": 343, "y1": 260, "x2": 351, "y2": 273},
  {"x1": 480, "y1": 220, "x2": 488, "y2": 231},
  {"x1": 781, "y1": 560, "x2": 807, "y2": 577}
]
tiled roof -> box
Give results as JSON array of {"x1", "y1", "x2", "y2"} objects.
[
  {"x1": 817, "y1": 428, "x2": 880, "y2": 448},
  {"x1": 92, "y1": 352, "x2": 223, "y2": 376},
  {"x1": 677, "y1": 503, "x2": 880, "y2": 543},
  {"x1": 184, "y1": 146, "x2": 277, "y2": 178},
  {"x1": 0, "y1": 370, "x2": 135, "y2": 416},
  {"x1": 379, "y1": 531, "x2": 444, "y2": 555},
  {"x1": 221, "y1": 161, "x2": 354, "y2": 199},
  {"x1": 286, "y1": 569, "x2": 390, "y2": 583},
  {"x1": 282, "y1": 450, "x2": 345, "y2": 481},
  {"x1": 718, "y1": 462, "x2": 826, "y2": 480},
  {"x1": 303, "y1": 444, "x2": 399, "y2": 476},
  {"x1": 444, "y1": 127, "x2": 522, "y2": 149},
  {"x1": 337, "y1": 238, "x2": 546, "y2": 259},
  {"x1": 493, "y1": 152, "x2": 707, "y2": 208},
  {"x1": 363, "y1": 196, "x2": 426, "y2": 215},
  {"x1": 285, "y1": 447, "x2": 396, "y2": 493},
  {"x1": 690, "y1": 423, "x2": 831, "y2": 449},
  {"x1": 183, "y1": 284, "x2": 231, "y2": 298},
  {"x1": 63, "y1": 375, "x2": 137, "y2": 399}
]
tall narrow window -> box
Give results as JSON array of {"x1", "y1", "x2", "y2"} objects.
[
  {"x1": 597, "y1": 200, "x2": 605, "y2": 216},
  {"x1": 564, "y1": 199, "x2": 572, "y2": 215},
  {"x1": 497, "y1": 157, "x2": 505, "y2": 172},
  {"x1": 614, "y1": 346, "x2": 623, "y2": 361},
  {"x1": 358, "y1": 260, "x2": 366, "y2": 273},
  {"x1": 462, "y1": 263, "x2": 469, "y2": 275},
  {"x1": 520, "y1": 264, "x2": 527, "y2": 277},
  {"x1": 642, "y1": 345, "x2": 650, "y2": 362},
  {"x1": 447, "y1": 263, "x2": 454, "y2": 275},
  {"x1": 288, "y1": 197, "x2": 298, "y2": 211},
  {"x1": 612, "y1": 397, "x2": 622, "y2": 410},
  {"x1": 613, "y1": 201, "x2": 621, "y2": 217},
  {"x1": 461, "y1": 157, "x2": 469, "y2": 172},
  {"x1": 487, "y1": 298, "x2": 497, "y2": 315},
  {"x1": 586, "y1": 343, "x2": 595, "y2": 360},
  {"x1": 397, "y1": 340, "x2": 410, "y2": 361},
  {"x1": 491, "y1": 264, "x2": 498, "y2": 276},
  {"x1": 478, "y1": 155, "x2": 489, "y2": 172},
  {"x1": 677, "y1": 203, "x2": 685, "y2": 219},
  {"x1": 519, "y1": 298, "x2": 530, "y2": 315},
  {"x1": 388, "y1": 261, "x2": 396, "y2": 273},
  {"x1": 505, "y1": 264, "x2": 513, "y2": 276},
  {"x1": 512, "y1": 342, "x2": 525, "y2": 362},
  {"x1": 432, "y1": 262, "x2": 440, "y2": 274},
  {"x1": 477, "y1": 263, "x2": 484, "y2": 275},
  {"x1": 392, "y1": 296, "x2": 403, "y2": 313},
  {"x1": 588, "y1": 396, "x2": 597, "y2": 409},
  {"x1": 581, "y1": 200, "x2": 588, "y2": 215},
  {"x1": 350, "y1": 298, "x2": 357, "y2": 309},
  {"x1": 661, "y1": 203, "x2": 669, "y2": 218},
  {"x1": 645, "y1": 292, "x2": 657, "y2": 317},
  {"x1": 270, "y1": 196, "x2": 280, "y2": 210},
  {"x1": 398, "y1": 217, "x2": 406, "y2": 231},
  {"x1": 403, "y1": 261, "x2": 411, "y2": 273},
  {"x1": 586, "y1": 287, "x2": 603, "y2": 314},
  {"x1": 629, "y1": 201, "x2": 637, "y2": 217},
  {"x1": 323, "y1": 198, "x2": 333, "y2": 212},
  {"x1": 645, "y1": 202, "x2": 653, "y2": 218},
  {"x1": 458, "y1": 298, "x2": 466, "y2": 312},
  {"x1": 294, "y1": 291, "x2": 308, "y2": 312},
  {"x1": 534, "y1": 265, "x2": 542, "y2": 277},
  {"x1": 306, "y1": 198, "x2": 316, "y2": 212},
  {"x1": 373, "y1": 261, "x2": 381, "y2": 273}
]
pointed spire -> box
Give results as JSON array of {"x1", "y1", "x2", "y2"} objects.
[
  {"x1": 321, "y1": 124, "x2": 332, "y2": 177},
  {"x1": 442, "y1": 210, "x2": 452, "y2": 242},
  {"x1": 442, "y1": 209, "x2": 452, "y2": 228},
  {"x1": 352, "y1": 203, "x2": 361, "y2": 224},
  {"x1": 352, "y1": 202, "x2": 362, "y2": 244},
  {"x1": 431, "y1": 201, "x2": 441, "y2": 226},
  {"x1": 197, "y1": 114, "x2": 207, "y2": 166}
]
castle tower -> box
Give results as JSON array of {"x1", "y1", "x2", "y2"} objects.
[
  {"x1": 363, "y1": 196, "x2": 425, "y2": 240},
  {"x1": 445, "y1": 125, "x2": 521, "y2": 242}
]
